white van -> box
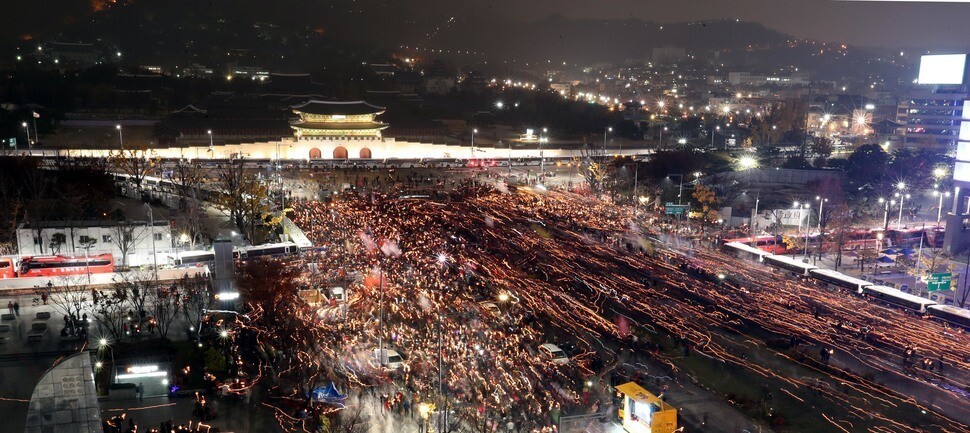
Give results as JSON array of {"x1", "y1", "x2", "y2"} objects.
[
  {"x1": 374, "y1": 348, "x2": 405, "y2": 369},
  {"x1": 539, "y1": 343, "x2": 569, "y2": 364}
]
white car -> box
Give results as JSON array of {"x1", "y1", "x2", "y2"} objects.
[
  {"x1": 374, "y1": 348, "x2": 405, "y2": 369},
  {"x1": 539, "y1": 343, "x2": 569, "y2": 364}
]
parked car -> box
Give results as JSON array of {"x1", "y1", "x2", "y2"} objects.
[{"x1": 538, "y1": 343, "x2": 569, "y2": 364}]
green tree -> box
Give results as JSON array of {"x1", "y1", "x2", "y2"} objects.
[
  {"x1": 204, "y1": 347, "x2": 227, "y2": 373},
  {"x1": 845, "y1": 144, "x2": 889, "y2": 185}
]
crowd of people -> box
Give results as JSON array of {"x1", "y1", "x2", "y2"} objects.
[{"x1": 230, "y1": 179, "x2": 970, "y2": 432}]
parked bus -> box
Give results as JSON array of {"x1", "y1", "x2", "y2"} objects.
[{"x1": 18, "y1": 254, "x2": 115, "y2": 278}]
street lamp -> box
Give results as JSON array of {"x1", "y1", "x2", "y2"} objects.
[
  {"x1": 144, "y1": 204, "x2": 158, "y2": 282},
  {"x1": 116, "y1": 124, "x2": 124, "y2": 149},
  {"x1": 540, "y1": 128, "x2": 548, "y2": 178},
  {"x1": 711, "y1": 126, "x2": 720, "y2": 148},
  {"x1": 22, "y1": 122, "x2": 32, "y2": 150},
  {"x1": 471, "y1": 128, "x2": 477, "y2": 161},
  {"x1": 666, "y1": 174, "x2": 684, "y2": 205},
  {"x1": 815, "y1": 196, "x2": 828, "y2": 262},
  {"x1": 895, "y1": 182, "x2": 909, "y2": 229},
  {"x1": 934, "y1": 190, "x2": 951, "y2": 225},
  {"x1": 659, "y1": 126, "x2": 667, "y2": 148},
  {"x1": 603, "y1": 127, "x2": 612, "y2": 158}
]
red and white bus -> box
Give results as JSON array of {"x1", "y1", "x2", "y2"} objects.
[
  {"x1": 721, "y1": 235, "x2": 787, "y2": 254},
  {"x1": 0, "y1": 257, "x2": 16, "y2": 279},
  {"x1": 17, "y1": 254, "x2": 115, "y2": 278}
]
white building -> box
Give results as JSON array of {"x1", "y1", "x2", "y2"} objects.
[{"x1": 16, "y1": 220, "x2": 174, "y2": 267}]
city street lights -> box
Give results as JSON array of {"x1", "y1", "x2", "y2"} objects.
[
  {"x1": 935, "y1": 190, "x2": 952, "y2": 224},
  {"x1": 603, "y1": 127, "x2": 612, "y2": 158},
  {"x1": 116, "y1": 124, "x2": 124, "y2": 149},
  {"x1": 540, "y1": 128, "x2": 548, "y2": 179},
  {"x1": 878, "y1": 197, "x2": 895, "y2": 231},
  {"x1": 711, "y1": 126, "x2": 720, "y2": 148},
  {"x1": 22, "y1": 122, "x2": 31, "y2": 150},
  {"x1": 895, "y1": 182, "x2": 909, "y2": 229},
  {"x1": 470, "y1": 128, "x2": 477, "y2": 161},
  {"x1": 666, "y1": 173, "x2": 684, "y2": 205},
  {"x1": 144, "y1": 204, "x2": 158, "y2": 282},
  {"x1": 659, "y1": 126, "x2": 667, "y2": 148},
  {"x1": 816, "y1": 196, "x2": 828, "y2": 262}
]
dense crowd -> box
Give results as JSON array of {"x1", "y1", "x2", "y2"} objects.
[{"x1": 251, "y1": 183, "x2": 970, "y2": 432}]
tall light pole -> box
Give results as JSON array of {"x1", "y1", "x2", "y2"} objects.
[
  {"x1": 711, "y1": 126, "x2": 720, "y2": 148},
  {"x1": 895, "y1": 182, "x2": 908, "y2": 230},
  {"x1": 879, "y1": 197, "x2": 894, "y2": 231},
  {"x1": 816, "y1": 196, "x2": 827, "y2": 262},
  {"x1": 435, "y1": 253, "x2": 448, "y2": 432},
  {"x1": 116, "y1": 124, "x2": 124, "y2": 149},
  {"x1": 603, "y1": 127, "x2": 612, "y2": 159},
  {"x1": 666, "y1": 174, "x2": 684, "y2": 205},
  {"x1": 749, "y1": 190, "x2": 760, "y2": 246},
  {"x1": 471, "y1": 128, "x2": 477, "y2": 161},
  {"x1": 803, "y1": 203, "x2": 811, "y2": 261},
  {"x1": 144, "y1": 204, "x2": 158, "y2": 282},
  {"x1": 935, "y1": 190, "x2": 951, "y2": 225},
  {"x1": 22, "y1": 122, "x2": 31, "y2": 151},
  {"x1": 540, "y1": 128, "x2": 548, "y2": 179},
  {"x1": 659, "y1": 126, "x2": 667, "y2": 149},
  {"x1": 505, "y1": 140, "x2": 512, "y2": 178}
]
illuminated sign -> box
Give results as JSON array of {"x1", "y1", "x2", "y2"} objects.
[
  {"x1": 918, "y1": 54, "x2": 967, "y2": 85},
  {"x1": 126, "y1": 365, "x2": 159, "y2": 374}
]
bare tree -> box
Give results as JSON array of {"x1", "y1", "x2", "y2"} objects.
[
  {"x1": 177, "y1": 273, "x2": 211, "y2": 330},
  {"x1": 91, "y1": 285, "x2": 130, "y2": 341},
  {"x1": 213, "y1": 157, "x2": 275, "y2": 243},
  {"x1": 168, "y1": 159, "x2": 208, "y2": 249},
  {"x1": 34, "y1": 275, "x2": 90, "y2": 322},
  {"x1": 150, "y1": 282, "x2": 180, "y2": 339},
  {"x1": 109, "y1": 220, "x2": 147, "y2": 268},
  {"x1": 110, "y1": 148, "x2": 158, "y2": 192}
]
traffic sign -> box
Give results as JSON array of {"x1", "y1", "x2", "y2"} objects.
[
  {"x1": 664, "y1": 202, "x2": 689, "y2": 216},
  {"x1": 927, "y1": 272, "x2": 953, "y2": 292}
]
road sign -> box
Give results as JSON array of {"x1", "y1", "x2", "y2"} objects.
[
  {"x1": 927, "y1": 272, "x2": 953, "y2": 292},
  {"x1": 9, "y1": 137, "x2": 15, "y2": 148},
  {"x1": 664, "y1": 202, "x2": 689, "y2": 216}
]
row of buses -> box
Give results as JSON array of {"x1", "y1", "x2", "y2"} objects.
[
  {"x1": 0, "y1": 242, "x2": 301, "y2": 279},
  {"x1": 724, "y1": 226, "x2": 944, "y2": 255},
  {"x1": 723, "y1": 241, "x2": 970, "y2": 329}
]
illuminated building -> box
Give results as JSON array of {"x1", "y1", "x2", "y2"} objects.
[{"x1": 289, "y1": 100, "x2": 388, "y2": 139}]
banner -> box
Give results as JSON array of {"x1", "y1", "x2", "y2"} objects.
[{"x1": 778, "y1": 208, "x2": 809, "y2": 227}]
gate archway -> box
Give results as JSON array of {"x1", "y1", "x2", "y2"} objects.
[
  {"x1": 309, "y1": 148, "x2": 322, "y2": 159},
  {"x1": 359, "y1": 147, "x2": 372, "y2": 159},
  {"x1": 333, "y1": 146, "x2": 348, "y2": 159}
]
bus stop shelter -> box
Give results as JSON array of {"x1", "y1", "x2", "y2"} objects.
[{"x1": 615, "y1": 382, "x2": 677, "y2": 433}]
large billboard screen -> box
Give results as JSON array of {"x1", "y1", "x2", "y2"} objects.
[{"x1": 918, "y1": 54, "x2": 967, "y2": 85}]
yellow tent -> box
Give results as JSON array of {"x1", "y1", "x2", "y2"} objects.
[{"x1": 615, "y1": 382, "x2": 677, "y2": 433}]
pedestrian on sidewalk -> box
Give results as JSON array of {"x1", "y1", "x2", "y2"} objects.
[
  {"x1": 41, "y1": 293, "x2": 48, "y2": 305},
  {"x1": 13, "y1": 302, "x2": 19, "y2": 316},
  {"x1": 6, "y1": 301, "x2": 12, "y2": 314}
]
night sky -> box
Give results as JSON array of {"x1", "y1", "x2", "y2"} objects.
[
  {"x1": 466, "y1": 0, "x2": 970, "y2": 49},
  {"x1": 4, "y1": 0, "x2": 970, "y2": 50}
]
